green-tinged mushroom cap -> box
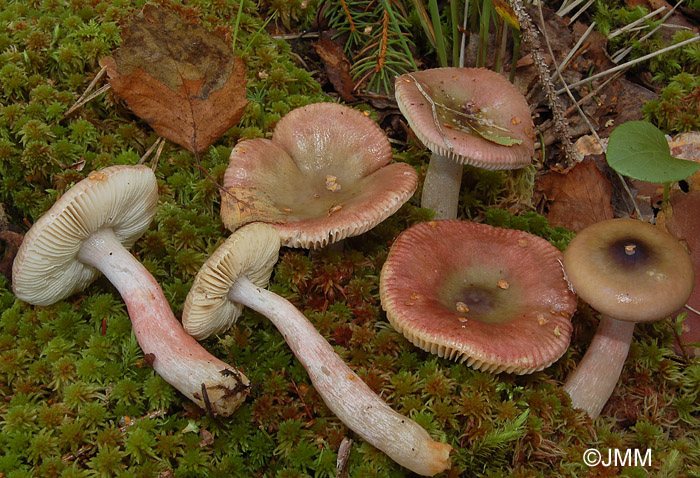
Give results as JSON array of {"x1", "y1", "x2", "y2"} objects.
[
  {"x1": 221, "y1": 102, "x2": 418, "y2": 248},
  {"x1": 380, "y1": 220, "x2": 576, "y2": 374}
]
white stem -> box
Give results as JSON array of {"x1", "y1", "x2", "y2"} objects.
[
  {"x1": 421, "y1": 152, "x2": 462, "y2": 220},
  {"x1": 563, "y1": 315, "x2": 635, "y2": 419},
  {"x1": 78, "y1": 228, "x2": 249, "y2": 416},
  {"x1": 228, "y1": 276, "x2": 452, "y2": 476}
]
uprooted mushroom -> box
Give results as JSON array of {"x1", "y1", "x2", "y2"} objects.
[
  {"x1": 183, "y1": 222, "x2": 453, "y2": 476},
  {"x1": 12, "y1": 165, "x2": 249, "y2": 417}
]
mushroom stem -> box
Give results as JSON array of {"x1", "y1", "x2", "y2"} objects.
[
  {"x1": 77, "y1": 228, "x2": 249, "y2": 416},
  {"x1": 421, "y1": 152, "x2": 463, "y2": 220},
  {"x1": 227, "y1": 275, "x2": 452, "y2": 476},
  {"x1": 563, "y1": 315, "x2": 635, "y2": 419}
]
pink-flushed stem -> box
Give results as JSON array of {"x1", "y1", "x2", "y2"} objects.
[
  {"x1": 77, "y1": 228, "x2": 249, "y2": 417},
  {"x1": 421, "y1": 152, "x2": 463, "y2": 220},
  {"x1": 563, "y1": 315, "x2": 635, "y2": 419},
  {"x1": 228, "y1": 276, "x2": 452, "y2": 476}
]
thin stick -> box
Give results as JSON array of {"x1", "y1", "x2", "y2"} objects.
[
  {"x1": 62, "y1": 66, "x2": 107, "y2": 119},
  {"x1": 290, "y1": 375, "x2": 314, "y2": 423},
  {"x1": 686, "y1": 304, "x2": 700, "y2": 315},
  {"x1": 611, "y1": 0, "x2": 685, "y2": 63},
  {"x1": 567, "y1": 0, "x2": 595, "y2": 25},
  {"x1": 460, "y1": 0, "x2": 470, "y2": 67},
  {"x1": 406, "y1": 74, "x2": 453, "y2": 152},
  {"x1": 551, "y1": 22, "x2": 596, "y2": 84},
  {"x1": 508, "y1": 0, "x2": 576, "y2": 165},
  {"x1": 558, "y1": 35, "x2": 700, "y2": 94},
  {"x1": 557, "y1": 0, "x2": 589, "y2": 17},
  {"x1": 151, "y1": 137, "x2": 166, "y2": 171},
  {"x1": 63, "y1": 84, "x2": 110, "y2": 119},
  {"x1": 139, "y1": 137, "x2": 165, "y2": 165},
  {"x1": 608, "y1": 6, "x2": 665, "y2": 39}
]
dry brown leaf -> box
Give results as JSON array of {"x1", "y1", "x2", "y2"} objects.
[
  {"x1": 668, "y1": 131, "x2": 700, "y2": 191},
  {"x1": 198, "y1": 429, "x2": 214, "y2": 448},
  {"x1": 313, "y1": 32, "x2": 356, "y2": 102},
  {"x1": 100, "y1": 5, "x2": 248, "y2": 154},
  {"x1": 536, "y1": 159, "x2": 614, "y2": 232},
  {"x1": 0, "y1": 230, "x2": 23, "y2": 279},
  {"x1": 220, "y1": 186, "x2": 288, "y2": 230},
  {"x1": 657, "y1": 190, "x2": 700, "y2": 356}
]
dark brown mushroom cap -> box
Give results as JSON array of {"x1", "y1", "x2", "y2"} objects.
[
  {"x1": 562, "y1": 218, "x2": 695, "y2": 323},
  {"x1": 222, "y1": 102, "x2": 418, "y2": 248},
  {"x1": 12, "y1": 165, "x2": 158, "y2": 306},
  {"x1": 379, "y1": 220, "x2": 576, "y2": 374},
  {"x1": 394, "y1": 67, "x2": 534, "y2": 169}
]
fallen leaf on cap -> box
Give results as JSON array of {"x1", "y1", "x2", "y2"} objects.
[
  {"x1": 657, "y1": 190, "x2": 700, "y2": 357},
  {"x1": 536, "y1": 159, "x2": 614, "y2": 232},
  {"x1": 221, "y1": 186, "x2": 288, "y2": 230},
  {"x1": 100, "y1": 5, "x2": 248, "y2": 154}
]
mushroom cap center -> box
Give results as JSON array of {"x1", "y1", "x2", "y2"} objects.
[
  {"x1": 440, "y1": 266, "x2": 520, "y2": 324},
  {"x1": 608, "y1": 237, "x2": 653, "y2": 269},
  {"x1": 269, "y1": 171, "x2": 365, "y2": 221}
]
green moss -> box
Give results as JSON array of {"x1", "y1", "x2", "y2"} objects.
[{"x1": 1, "y1": 0, "x2": 699, "y2": 476}]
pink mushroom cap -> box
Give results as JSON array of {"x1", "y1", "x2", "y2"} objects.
[
  {"x1": 380, "y1": 220, "x2": 576, "y2": 374},
  {"x1": 394, "y1": 67, "x2": 535, "y2": 169},
  {"x1": 222, "y1": 102, "x2": 418, "y2": 248}
]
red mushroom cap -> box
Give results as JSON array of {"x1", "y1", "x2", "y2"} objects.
[
  {"x1": 394, "y1": 67, "x2": 534, "y2": 169},
  {"x1": 380, "y1": 220, "x2": 576, "y2": 374}
]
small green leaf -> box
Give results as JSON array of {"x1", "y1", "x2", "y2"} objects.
[{"x1": 606, "y1": 121, "x2": 700, "y2": 182}]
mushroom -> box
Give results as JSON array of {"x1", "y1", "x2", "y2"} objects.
[
  {"x1": 562, "y1": 218, "x2": 695, "y2": 419},
  {"x1": 379, "y1": 220, "x2": 576, "y2": 374},
  {"x1": 12, "y1": 165, "x2": 249, "y2": 417},
  {"x1": 221, "y1": 102, "x2": 418, "y2": 248},
  {"x1": 394, "y1": 68, "x2": 534, "y2": 219},
  {"x1": 182, "y1": 222, "x2": 452, "y2": 476}
]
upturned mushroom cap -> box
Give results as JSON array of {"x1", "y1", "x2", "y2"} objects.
[
  {"x1": 394, "y1": 67, "x2": 535, "y2": 169},
  {"x1": 562, "y1": 218, "x2": 695, "y2": 323},
  {"x1": 221, "y1": 102, "x2": 418, "y2": 248},
  {"x1": 12, "y1": 165, "x2": 158, "y2": 306},
  {"x1": 380, "y1": 220, "x2": 576, "y2": 374},
  {"x1": 182, "y1": 222, "x2": 280, "y2": 340}
]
